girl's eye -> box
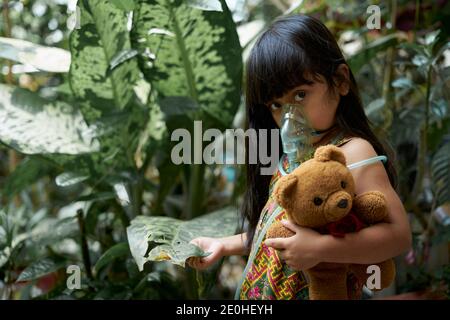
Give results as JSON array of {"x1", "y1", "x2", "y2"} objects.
[
  {"x1": 270, "y1": 103, "x2": 281, "y2": 111},
  {"x1": 294, "y1": 91, "x2": 306, "y2": 102},
  {"x1": 341, "y1": 181, "x2": 346, "y2": 189},
  {"x1": 313, "y1": 197, "x2": 323, "y2": 206}
]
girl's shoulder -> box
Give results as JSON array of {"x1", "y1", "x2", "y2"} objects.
[{"x1": 337, "y1": 137, "x2": 380, "y2": 168}]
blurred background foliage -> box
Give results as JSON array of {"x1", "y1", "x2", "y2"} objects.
[{"x1": 0, "y1": 0, "x2": 449, "y2": 300}]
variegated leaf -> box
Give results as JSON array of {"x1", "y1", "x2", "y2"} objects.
[
  {"x1": 127, "y1": 206, "x2": 239, "y2": 270},
  {"x1": 69, "y1": 0, "x2": 146, "y2": 171},
  {"x1": 69, "y1": 0, "x2": 139, "y2": 117},
  {"x1": 131, "y1": 0, "x2": 242, "y2": 130},
  {"x1": 0, "y1": 84, "x2": 100, "y2": 155},
  {"x1": 0, "y1": 37, "x2": 70, "y2": 73},
  {"x1": 431, "y1": 142, "x2": 450, "y2": 207}
]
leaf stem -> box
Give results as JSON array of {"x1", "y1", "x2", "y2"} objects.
[
  {"x1": 187, "y1": 164, "x2": 205, "y2": 219},
  {"x1": 76, "y1": 209, "x2": 94, "y2": 280}
]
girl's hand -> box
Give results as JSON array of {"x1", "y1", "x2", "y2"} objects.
[
  {"x1": 187, "y1": 237, "x2": 225, "y2": 270},
  {"x1": 264, "y1": 220, "x2": 322, "y2": 271}
]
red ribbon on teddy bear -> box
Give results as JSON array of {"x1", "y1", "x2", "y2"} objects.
[{"x1": 316, "y1": 211, "x2": 365, "y2": 238}]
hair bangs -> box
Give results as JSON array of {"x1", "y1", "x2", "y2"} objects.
[{"x1": 247, "y1": 30, "x2": 315, "y2": 106}]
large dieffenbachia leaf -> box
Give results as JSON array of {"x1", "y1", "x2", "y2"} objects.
[
  {"x1": 70, "y1": 0, "x2": 139, "y2": 118},
  {"x1": 68, "y1": 0, "x2": 146, "y2": 171},
  {"x1": 131, "y1": 0, "x2": 242, "y2": 130},
  {"x1": 127, "y1": 206, "x2": 239, "y2": 270},
  {"x1": 0, "y1": 84, "x2": 99, "y2": 154},
  {"x1": 0, "y1": 37, "x2": 71, "y2": 73}
]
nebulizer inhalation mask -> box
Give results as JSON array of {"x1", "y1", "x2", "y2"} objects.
[{"x1": 280, "y1": 103, "x2": 324, "y2": 173}]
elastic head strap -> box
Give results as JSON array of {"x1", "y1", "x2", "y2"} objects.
[{"x1": 278, "y1": 154, "x2": 388, "y2": 176}]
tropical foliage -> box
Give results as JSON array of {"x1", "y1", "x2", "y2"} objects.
[{"x1": 0, "y1": 0, "x2": 449, "y2": 299}]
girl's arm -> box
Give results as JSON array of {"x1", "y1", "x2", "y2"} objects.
[
  {"x1": 221, "y1": 232, "x2": 250, "y2": 256},
  {"x1": 316, "y1": 181, "x2": 411, "y2": 264},
  {"x1": 265, "y1": 138, "x2": 412, "y2": 269},
  {"x1": 318, "y1": 137, "x2": 412, "y2": 264},
  {"x1": 188, "y1": 232, "x2": 249, "y2": 270}
]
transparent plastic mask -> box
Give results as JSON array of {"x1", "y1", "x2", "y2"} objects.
[{"x1": 280, "y1": 103, "x2": 317, "y2": 172}]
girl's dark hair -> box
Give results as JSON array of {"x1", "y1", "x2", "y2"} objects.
[{"x1": 241, "y1": 14, "x2": 398, "y2": 250}]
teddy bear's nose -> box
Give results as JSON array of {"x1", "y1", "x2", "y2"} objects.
[{"x1": 337, "y1": 199, "x2": 348, "y2": 208}]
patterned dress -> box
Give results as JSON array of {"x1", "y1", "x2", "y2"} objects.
[{"x1": 238, "y1": 133, "x2": 361, "y2": 300}]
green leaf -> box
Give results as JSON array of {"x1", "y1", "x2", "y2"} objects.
[
  {"x1": 0, "y1": 248, "x2": 10, "y2": 268},
  {"x1": 412, "y1": 54, "x2": 429, "y2": 67},
  {"x1": 431, "y1": 99, "x2": 448, "y2": 121},
  {"x1": 69, "y1": 0, "x2": 139, "y2": 118},
  {"x1": 1, "y1": 157, "x2": 51, "y2": 199},
  {"x1": 30, "y1": 217, "x2": 79, "y2": 247},
  {"x1": 94, "y1": 242, "x2": 130, "y2": 273},
  {"x1": 131, "y1": 0, "x2": 242, "y2": 130},
  {"x1": 108, "y1": 0, "x2": 135, "y2": 11},
  {"x1": 69, "y1": 0, "x2": 146, "y2": 171},
  {"x1": 127, "y1": 206, "x2": 239, "y2": 270},
  {"x1": 425, "y1": 30, "x2": 440, "y2": 47},
  {"x1": 16, "y1": 257, "x2": 66, "y2": 282},
  {"x1": 159, "y1": 96, "x2": 199, "y2": 118},
  {"x1": 55, "y1": 172, "x2": 90, "y2": 187},
  {"x1": 76, "y1": 192, "x2": 116, "y2": 202},
  {"x1": 398, "y1": 42, "x2": 429, "y2": 57},
  {"x1": 0, "y1": 84, "x2": 100, "y2": 155},
  {"x1": 113, "y1": 182, "x2": 131, "y2": 206},
  {"x1": 0, "y1": 36, "x2": 70, "y2": 73},
  {"x1": 348, "y1": 33, "x2": 401, "y2": 73},
  {"x1": 109, "y1": 49, "x2": 139, "y2": 73},
  {"x1": 187, "y1": 0, "x2": 223, "y2": 11},
  {"x1": 431, "y1": 41, "x2": 450, "y2": 68},
  {"x1": 365, "y1": 98, "x2": 385, "y2": 118},
  {"x1": 431, "y1": 142, "x2": 450, "y2": 207},
  {"x1": 392, "y1": 77, "x2": 415, "y2": 90},
  {"x1": 428, "y1": 118, "x2": 450, "y2": 153}
]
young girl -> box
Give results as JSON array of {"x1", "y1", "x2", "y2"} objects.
[{"x1": 188, "y1": 14, "x2": 411, "y2": 300}]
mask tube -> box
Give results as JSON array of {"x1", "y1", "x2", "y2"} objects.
[{"x1": 280, "y1": 104, "x2": 322, "y2": 172}]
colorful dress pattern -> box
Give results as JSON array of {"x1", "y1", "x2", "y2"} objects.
[{"x1": 239, "y1": 134, "x2": 358, "y2": 300}]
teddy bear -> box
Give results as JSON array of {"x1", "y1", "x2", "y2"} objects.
[{"x1": 266, "y1": 144, "x2": 396, "y2": 300}]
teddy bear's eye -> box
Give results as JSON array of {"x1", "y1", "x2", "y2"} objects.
[
  {"x1": 313, "y1": 197, "x2": 323, "y2": 206},
  {"x1": 341, "y1": 181, "x2": 347, "y2": 188}
]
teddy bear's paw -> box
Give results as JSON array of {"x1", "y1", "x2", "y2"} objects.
[
  {"x1": 353, "y1": 191, "x2": 388, "y2": 224},
  {"x1": 266, "y1": 221, "x2": 295, "y2": 239}
]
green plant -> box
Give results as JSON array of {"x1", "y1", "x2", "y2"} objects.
[
  {"x1": 1, "y1": 0, "x2": 242, "y2": 300},
  {"x1": 1, "y1": 0, "x2": 449, "y2": 300}
]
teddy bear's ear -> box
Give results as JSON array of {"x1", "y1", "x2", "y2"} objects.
[
  {"x1": 314, "y1": 145, "x2": 346, "y2": 165},
  {"x1": 273, "y1": 174, "x2": 298, "y2": 210}
]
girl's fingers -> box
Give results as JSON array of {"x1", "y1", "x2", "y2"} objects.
[
  {"x1": 264, "y1": 238, "x2": 287, "y2": 250},
  {"x1": 187, "y1": 257, "x2": 201, "y2": 268},
  {"x1": 281, "y1": 220, "x2": 299, "y2": 233},
  {"x1": 188, "y1": 256, "x2": 212, "y2": 270},
  {"x1": 201, "y1": 250, "x2": 219, "y2": 265}
]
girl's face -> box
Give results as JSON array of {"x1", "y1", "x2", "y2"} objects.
[{"x1": 266, "y1": 66, "x2": 349, "y2": 131}]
